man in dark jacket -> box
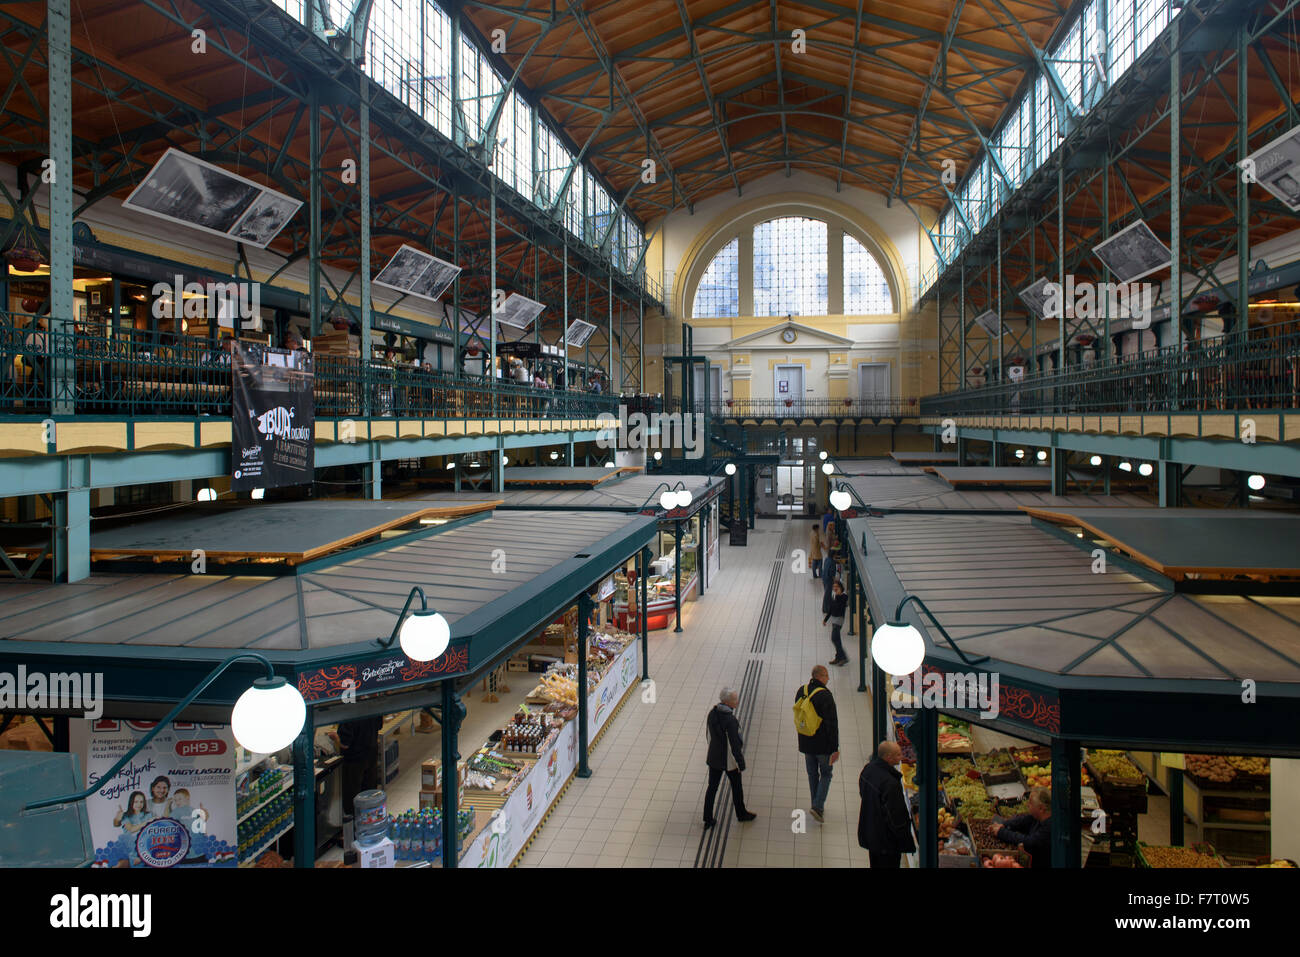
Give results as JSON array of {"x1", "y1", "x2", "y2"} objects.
[
  {"x1": 703, "y1": 688, "x2": 756, "y2": 828},
  {"x1": 993, "y1": 787, "x2": 1053, "y2": 867},
  {"x1": 794, "y1": 666, "x2": 839, "y2": 822},
  {"x1": 858, "y1": 740, "x2": 915, "y2": 867},
  {"x1": 335, "y1": 714, "x2": 384, "y2": 817}
]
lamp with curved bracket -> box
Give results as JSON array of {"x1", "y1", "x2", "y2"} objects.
[{"x1": 886, "y1": 594, "x2": 990, "y2": 667}]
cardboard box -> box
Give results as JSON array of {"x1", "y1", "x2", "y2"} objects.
[
  {"x1": 421, "y1": 759, "x2": 440, "y2": 790},
  {"x1": 357, "y1": 837, "x2": 395, "y2": 868},
  {"x1": 418, "y1": 789, "x2": 439, "y2": 810}
]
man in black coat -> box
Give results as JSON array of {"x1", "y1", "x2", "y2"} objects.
[
  {"x1": 703, "y1": 688, "x2": 756, "y2": 828},
  {"x1": 795, "y1": 665, "x2": 839, "y2": 822},
  {"x1": 993, "y1": 787, "x2": 1053, "y2": 867},
  {"x1": 858, "y1": 740, "x2": 916, "y2": 867},
  {"x1": 334, "y1": 715, "x2": 384, "y2": 817}
]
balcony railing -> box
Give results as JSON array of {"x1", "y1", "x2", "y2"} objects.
[
  {"x1": 921, "y1": 330, "x2": 1300, "y2": 416},
  {"x1": 668, "y1": 398, "x2": 919, "y2": 419},
  {"x1": 0, "y1": 323, "x2": 618, "y2": 420}
]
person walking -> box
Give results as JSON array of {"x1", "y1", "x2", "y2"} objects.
[
  {"x1": 858, "y1": 740, "x2": 915, "y2": 868},
  {"x1": 792, "y1": 665, "x2": 839, "y2": 822},
  {"x1": 821, "y1": 548, "x2": 837, "y2": 615},
  {"x1": 703, "y1": 687, "x2": 757, "y2": 828},
  {"x1": 809, "y1": 521, "x2": 824, "y2": 579},
  {"x1": 823, "y1": 579, "x2": 849, "y2": 665}
]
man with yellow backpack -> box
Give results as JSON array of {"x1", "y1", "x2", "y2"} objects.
[{"x1": 793, "y1": 665, "x2": 840, "y2": 823}]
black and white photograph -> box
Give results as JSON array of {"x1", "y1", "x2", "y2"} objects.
[
  {"x1": 229, "y1": 190, "x2": 303, "y2": 247},
  {"x1": 123, "y1": 148, "x2": 262, "y2": 237},
  {"x1": 374, "y1": 244, "x2": 433, "y2": 293},
  {"x1": 406, "y1": 253, "x2": 461, "y2": 301},
  {"x1": 1018, "y1": 276, "x2": 1055, "y2": 318},
  {"x1": 1244, "y1": 122, "x2": 1300, "y2": 212},
  {"x1": 495, "y1": 293, "x2": 546, "y2": 332},
  {"x1": 972, "y1": 309, "x2": 1000, "y2": 336},
  {"x1": 565, "y1": 318, "x2": 598, "y2": 347},
  {"x1": 1093, "y1": 219, "x2": 1172, "y2": 283}
]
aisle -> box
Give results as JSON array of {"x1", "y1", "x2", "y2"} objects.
[{"x1": 520, "y1": 516, "x2": 878, "y2": 868}]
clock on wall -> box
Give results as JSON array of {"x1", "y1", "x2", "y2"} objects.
[{"x1": 781, "y1": 328, "x2": 797, "y2": 343}]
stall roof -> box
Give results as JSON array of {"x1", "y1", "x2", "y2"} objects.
[
  {"x1": 403, "y1": 472, "x2": 723, "y2": 513},
  {"x1": 932, "y1": 466, "x2": 1053, "y2": 488},
  {"x1": 86, "y1": 499, "x2": 498, "y2": 563},
  {"x1": 846, "y1": 511, "x2": 1300, "y2": 751},
  {"x1": 890, "y1": 451, "x2": 960, "y2": 465},
  {"x1": 0, "y1": 506, "x2": 657, "y2": 707},
  {"x1": 1020, "y1": 507, "x2": 1300, "y2": 580},
  {"x1": 833, "y1": 459, "x2": 922, "y2": 476},
  {"x1": 839, "y1": 471, "x2": 1150, "y2": 512},
  {"x1": 501, "y1": 466, "x2": 640, "y2": 486}
]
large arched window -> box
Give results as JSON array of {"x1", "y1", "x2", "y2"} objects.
[
  {"x1": 691, "y1": 237, "x2": 739, "y2": 317},
  {"x1": 843, "y1": 233, "x2": 894, "y2": 313},
  {"x1": 754, "y1": 217, "x2": 827, "y2": 316},
  {"x1": 688, "y1": 214, "x2": 897, "y2": 318}
]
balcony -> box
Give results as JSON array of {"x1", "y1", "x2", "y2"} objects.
[
  {"x1": 672, "y1": 398, "x2": 919, "y2": 422},
  {"x1": 0, "y1": 323, "x2": 617, "y2": 421}
]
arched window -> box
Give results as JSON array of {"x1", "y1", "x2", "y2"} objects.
[
  {"x1": 691, "y1": 238, "x2": 739, "y2": 318},
  {"x1": 843, "y1": 234, "x2": 895, "y2": 313},
  {"x1": 754, "y1": 217, "x2": 827, "y2": 316}
]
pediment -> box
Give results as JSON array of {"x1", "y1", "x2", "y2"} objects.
[{"x1": 720, "y1": 319, "x2": 855, "y2": 350}]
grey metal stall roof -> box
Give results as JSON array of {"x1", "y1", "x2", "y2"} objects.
[
  {"x1": 851, "y1": 511, "x2": 1300, "y2": 682},
  {"x1": 890, "y1": 451, "x2": 960, "y2": 465},
  {"x1": 839, "y1": 470, "x2": 1150, "y2": 512},
  {"x1": 403, "y1": 472, "x2": 723, "y2": 512},
  {"x1": 0, "y1": 510, "x2": 647, "y2": 652},
  {"x1": 1020, "y1": 507, "x2": 1300, "y2": 579},
  {"x1": 500, "y1": 466, "x2": 640, "y2": 486},
  {"x1": 86, "y1": 499, "x2": 497, "y2": 562},
  {"x1": 931, "y1": 466, "x2": 1054, "y2": 488}
]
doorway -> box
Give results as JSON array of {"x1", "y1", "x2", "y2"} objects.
[
  {"x1": 692, "y1": 364, "x2": 721, "y2": 413},
  {"x1": 858, "y1": 362, "x2": 890, "y2": 410},
  {"x1": 774, "y1": 364, "x2": 804, "y2": 414}
]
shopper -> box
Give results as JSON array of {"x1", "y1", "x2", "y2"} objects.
[
  {"x1": 821, "y1": 506, "x2": 834, "y2": 536},
  {"x1": 821, "y1": 550, "x2": 837, "y2": 614},
  {"x1": 992, "y1": 787, "x2": 1053, "y2": 867},
  {"x1": 703, "y1": 688, "x2": 756, "y2": 828},
  {"x1": 823, "y1": 579, "x2": 849, "y2": 665},
  {"x1": 793, "y1": 665, "x2": 839, "y2": 822},
  {"x1": 857, "y1": 740, "x2": 915, "y2": 868},
  {"x1": 334, "y1": 714, "x2": 384, "y2": 817},
  {"x1": 809, "y1": 522, "x2": 824, "y2": 578}
]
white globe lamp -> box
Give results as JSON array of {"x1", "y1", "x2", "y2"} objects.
[
  {"x1": 399, "y1": 608, "x2": 451, "y2": 662},
  {"x1": 871, "y1": 622, "x2": 926, "y2": 676},
  {"x1": 231, "y1": 677, "x2": 306, "y2": 754},
  {"x1": 677, "y1": 488, "x2": 693, "y2": 507},
  {"x1": 829, "y1": 489, "x2": 851, "y2": 512},
  {"x1": 821, "y1": 462, "x2": 834, "y2": 475},
  {"x1": 1248, "y1": 474, "x2": 1266, "y2": 491},
  {"x1": 724, "y1": 462, "x2": 736, "y2": 476}
]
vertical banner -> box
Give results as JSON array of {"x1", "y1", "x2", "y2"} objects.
[
  {"x1": 231, "y1": 342, "x2": 314, "y2": 491},
  {"x1": 71, "y1": 720, "x2": 238, "y2": 868}
]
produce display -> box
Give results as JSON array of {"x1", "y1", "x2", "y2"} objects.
[
  {"x1": 996, "y1": 798, "x2": 1029, "y2": 816},
  {"x1": 937, "y1": 807, "x2": 956, "y2": 840},
  {"x1": 1012, "y1": 747, "x2": 1050, "y2": 765},
  {"x1": 938, "y1": 717, "x2": 972, "y2": 752},
  {"x1": 967, "y1": 818, "x2": 1018, "y2": 851},
  {"x1": 1139, "y1": 843, "x2": 1225, "y2": 868},
  {"x1": 939, "y1": 756, "x2": 975, "y2": 778},
  {"x1": 1087, "y1": 750, "x2": 1146, "y2": 786},
  {"x1": 941, "y1": 776, "x2": 988, "y2": 806},
  {"x1": 1020, "y1": 763, "x2": 1052, "y2": 789},
  {"x1": 975, "y1": 750, "x2": 1016, "y2": 774},
  {"x1": 1257, "y1": 860, "x2": 1296, "y2": 868},
  {"x1": 982, "y1": 852, "x2": 1025, "y2": 868},
  {"x1": 1185, "y1": 754, "x2": 1270, "y2": 785},
  {"x1": 537, "y1": 670, "x2": 577, "y2": 705}
]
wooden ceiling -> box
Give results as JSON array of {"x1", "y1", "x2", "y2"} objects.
[{"x1": 462, "y1": 0, "x2": 1067, "y2": 220}]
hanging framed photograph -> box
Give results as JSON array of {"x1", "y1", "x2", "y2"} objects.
[
  {"x1": 406, "y1": 254, "x2": 461, "y2": 302},
  {"x1": 1018, "y1": 277, "x2": 1055, "y2": 319},
  {"x1": 495, "y1": 293, "x2": 545, "y2": 332},
  {"x1": 1243, "y1": 122, "x2": 1300, "y2": 212},
  {"x1": 565, "y1": 318, "x2": 598, "y2": 348},
  {"x1": 1092, "y1": 219, "x2": 1172, "y2": 283},
  {"x1": 123, "y1": 148, "x2": 302, "y2": 248},
  {"x1": 972, "y1": 309, "x2": 1000, "y2": 336}
]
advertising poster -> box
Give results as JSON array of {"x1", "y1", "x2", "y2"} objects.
[
  {"x1": 232, "y1": 341, "x2": 314, "y2": 492},
  {"x1": 71, "y1": 720, "x2": 238, "y2": 868}
]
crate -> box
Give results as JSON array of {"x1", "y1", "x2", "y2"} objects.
[
  {"x1": 1137, "y1": 841, "x2": 1226, "y2": 869},
  {"x1": 506, "y1": 656, "x2": 531, "y2": 673},
  {"x1": 979, "y1": 848, "x2": 1030, "y2": 869}
]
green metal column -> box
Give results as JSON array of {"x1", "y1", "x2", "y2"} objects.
[
  {"x1": 453, "y1": 185, "x2": 462, "y2": 380},
  {"x1": 562, "y1": 241, "x2": 570, "y2": 394},
  {"x1": 697, "y1": 505, "x2": 706, "y2": 596},
  {"x1": 1050, "y1": 737, "x2": 1082, "y2": 868},
  {"x1": 916, "y1": 705, "x2": 939, "y2": 868},
  {"x1": 440, "y1": 679, "x2": 461, "y2": 867},
  {"x1": 309, "y1": 85, "x2": 322, "y2": 337},
  {"x1": 364, "y1": 460, "x2": 382, "y2": 500},
  {"x1": 577, "y1": 593, "x2": 593, "y2": 778},
  {"x1": 1057, "y1": 165, "x2": 1066, "y2": 377},
  {"x1": 291, "y1": 708, "x2": 315, "y2": 867},
  {"x1": 958, "y1": 263, "x2": 966, "y2": 391},
  {"x1": 1236, "y1": 24, "x2": 1250, "y2": 344},
  {"x1": 1050, "y1": 447, "x2": 1067, "y2": 497},
  {"x1": 1159, "y1": 459, "x2": 1181, "y2": 508},
  {"x1": 489, "y1": 180, "x2": 498, "y2": 415},
  {"x1": 846, "y1": 548, "x2": 856, "y2": 637},
  {"x1": 1170, "y1": 15, "x2": 1182, "y2": 371},
  {"x1": 359, "y1": 74, "x2": 372, "y2": 364},
  {"x1": 673, "y1": 518, "x2": 683, "y2": 633},
  {"x1": 492, "y1": 438, "x2": 505, "y2": 493},
  {"x1": 639, "y1": 546, "x2": 651, "y2": 680},
  {"x1": 48, "y1": 0, "x2": 74, "y2": 414},
  {"x1": 856, "y1": 590, "x2": 868, "y2": 694},
  {"x1": 51, "y1": 486, "x2": 89, "y2": 583}
]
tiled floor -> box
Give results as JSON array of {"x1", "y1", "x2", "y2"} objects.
[{"x1": 521, "y1": 516, "x2": 878, "y2": 868}]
